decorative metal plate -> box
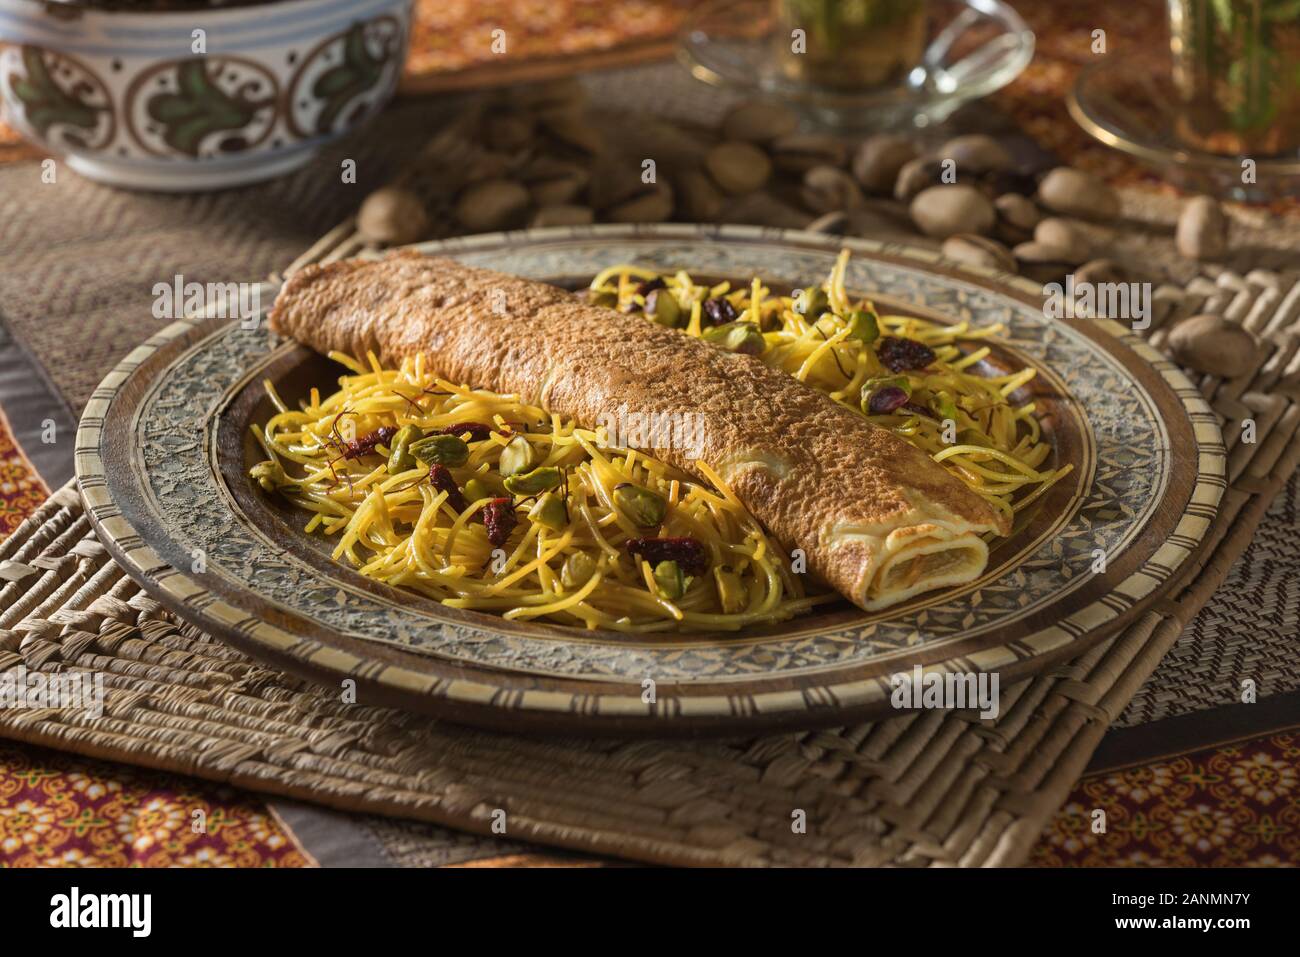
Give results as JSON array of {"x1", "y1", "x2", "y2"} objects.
[{"x1": 76, "y1": 225, "x2": 1225, "y2": 735}]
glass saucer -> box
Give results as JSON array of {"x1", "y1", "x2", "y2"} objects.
[
  {"x1": 1069, "y1": 54, "x2": 1300, "y2": 201},
  {"x1": 676, "y1": 0, "x2": 1034, "y2": 129}
]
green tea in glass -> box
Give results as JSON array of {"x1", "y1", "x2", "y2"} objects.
[
  {"x1": 774, "y1": 0, "x2": 930, "y2": 90},
  {"x1": 1168, "y1": 0, "x2": 1300, "y2": 155}
]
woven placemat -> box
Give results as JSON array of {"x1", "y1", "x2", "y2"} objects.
[
  {"x1": 3, "y1": 60, "x2": 1300, "y2": 864},
  {"x1": 2, "y1": 242, "x2": 1297, "y2": 864}
]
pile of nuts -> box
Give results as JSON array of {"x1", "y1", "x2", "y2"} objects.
[{"x1": 356, "y1": 85, "x2": 1230, "y2": 291}]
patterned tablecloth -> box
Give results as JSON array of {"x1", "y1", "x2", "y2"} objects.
[{"x1": 0, "y1": 0, "x2": 1297, "y2": 868}]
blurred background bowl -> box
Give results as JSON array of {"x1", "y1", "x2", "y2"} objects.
[{"x1": 0, "y1": 0, "x2": 411, "y2": 190}]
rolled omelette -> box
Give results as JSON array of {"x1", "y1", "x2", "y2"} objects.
[{"x1": 267, "y1": 252, "x2": 1011, "y2": 611}]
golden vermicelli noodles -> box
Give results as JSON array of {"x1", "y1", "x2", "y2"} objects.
[
  {"x1": 588, "y1": 249, "x2": 1072, "y2": 525},
  {"x1": 251, "y1": 351, "x2": 831, "y2": 632},
  {"x1": 251, "y1": 251, "x2": 1069, "y2": 631}
]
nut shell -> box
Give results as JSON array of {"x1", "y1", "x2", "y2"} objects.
[
  {"x1": 455, "y1": 179, "x2": 531, "y2": 233},
  {"x1": 1036, "y1": 167, "x2": 1120, "y2": 221},
  {"x1": 910, "y1": 185, "x2": 996, "y2": 238},
  {"x1": 852, "y1": 134, "x2": 918, "y2": 193},
  {"x1": 705, "y1": 142, "x2": 773, "y2": 194},
  {"x1": 357, "y1": 187, "x2": 429, "y2": 245},
  {"x1": 1167, "y1": 314, "x2": 1257, "y2": 377},
  {"x1": 1175, "y1": 196, "x2": 1228, "y2": 261}
]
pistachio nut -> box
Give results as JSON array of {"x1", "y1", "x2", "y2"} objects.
[
  {"x1": 719, "y1": 192, "x2": 809, "y2": 230},
  {"x1": 498, "y1": 435, "x2": 538, "y2": 478},
  {"x1": 796, "y1": 286, "x2": 829, "y2": 317},
  {"x1": 1072, "y1": 258, "x2": 1127, "y2": 286},
  {"x1": 702, "y1": 320, "x2": 765, "y2": 356},
  {"x1": 1012, "y1": 241, "x2": 1072, "y2": 283},
  {"x1": 860, "y1": 376, "x2": 912, "y2": 415},
  {"x1": 675, "y1": 169, "x2": 725, "y2": 221},
  {"x1": 613, "y1": 482, "x2": 667, "y2": 527},
  {"x1": 528, "y1": 492, "x2": 569, "y2": 531},
  {"x1": 644, "y1": 288, "x2": 683, "y2": 327},
  {"x1": 485, "y1": 113, "x2": 536, "y2": 152},
  {"x1": 249, "y1": 460, "x2": 287, "y2": 493},
  {"x1": 409, "y1": 434, "x2": 470, "y2": 468},
  {"x1": 1167, "y1": 314, "x2": 1257, "y2": 377},
  {"x1": 560, "y1": 550, "x2": 597, "y2": 590},
  {"x1": 1033, "y1": 218, "x2": 1092, "y2": 265},
  {"x1": 937, "y1": 134, "x2": 1014, "y2": 174},
  {"x1": 994, "y1": 193, "x2": 1042, "y2": 232},
  {"x1": 386, "y1": 424, "x2": 424, "y2": 474},
  {"x1": 503, "y1": 466, "x2": 562, "y2": 496},
  {"x1": 713, "y1": 566, "x2": 746, "y2": 614},
  {"x1": 540, "y1": 111, "x2": 604, "y2": 154},
  {"x1": 846, "y1": 309, "x2": 880, "y2": 343},
  {"x1": 893, "y1": 156, "x2": 945, "y2": 202},
  {"x1": 652, "y1": 560, "x2": 686, "y2": 601},
  {"x1": 805, "y1": 210, "x2": 850, "y2": 235},
  {"x1": 462, "y1": 478, "x2": 493, "y2": 503},
  {"x1": 930, "y1": 390, "x2": 958, "y2": 421},
  {"x1": 528, "y1": 170, "x2": 588, "y2": 207}
]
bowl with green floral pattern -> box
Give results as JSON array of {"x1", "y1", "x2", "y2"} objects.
[{"x1": 0, "y1": 0, "x2": 410, "y2": 190}]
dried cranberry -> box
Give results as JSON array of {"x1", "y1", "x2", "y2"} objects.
[
  {"x1": 702, "y1": 297, "x2": 739, "y2": 326},
  {"x1": 427, "y1": 464, "x2": 466, "y2": 512},
  {"x1": 341, "y1": 425, "x2": 398, "y2": 460},
  {"x1": 483, "y1": 498, "x2": 517, "y2": 548},
  {"x1": 635, "y1": 277, "x2": 666, "y2": 298},
  {"x1": 867, "y1": 386, "x2": 910, "y2": 415},
  {"x1": 625, "y1": 536, "x2": 708, "y2": 576},
  {"x1": 440, "y1": 422, "x2": 493, "y2": 442},
  {"x1": 876, "y1": 336, "x2": 936, "y2": 373}
]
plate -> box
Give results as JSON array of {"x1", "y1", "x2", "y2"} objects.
[{"x1": 76, "y1": 225, "x2": 1224, "y2": 735}]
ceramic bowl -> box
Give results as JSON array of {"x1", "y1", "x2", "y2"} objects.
[{"x1": 0, "y1": 0, "x2": 411, "y2": 190}]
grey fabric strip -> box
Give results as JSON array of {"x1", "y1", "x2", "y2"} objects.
[
  {"x1": 0, "y1": 319, "x2": 76, "y2": 488},
  {"x1": 265, "y1": 801, "x2": 394, "y2": 868},
  {"x1": 1089, "y1": 688, "x2": 1300, "y2": 774}
]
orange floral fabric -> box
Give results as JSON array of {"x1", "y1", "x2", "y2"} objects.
[
  {"x1": 0, "y1": 406, "x2": 50, "y2": 533},
  {"x1": 0, "y1": 743, "x2": 308, "y2": 868},
  {"x1": 0, "y1": 408, "x2": 308, "y2": 868},
  {"x1": 406, "y1": 0, "x2": 694, "y2": 77},
  {"x1": 1032, "y1": 731, "x2": 1300, "y2": 867}
]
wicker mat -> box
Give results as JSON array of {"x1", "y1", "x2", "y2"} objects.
[
  {"x1": 3, "y1": 60, "x2": 1300, "y2": 864},
  {"x1": 3, "y1": 176, "x2": 1300, "y2": 870}
]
